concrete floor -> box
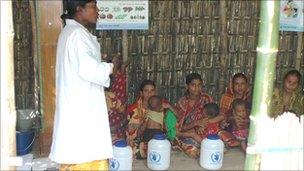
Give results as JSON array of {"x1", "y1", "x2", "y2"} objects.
[
  {"x1": 133, "y1": 148, "x2": 245, "y2": 170},
  {"x1": 28, "y1": 148, "x2": 245, "y2": 170}
]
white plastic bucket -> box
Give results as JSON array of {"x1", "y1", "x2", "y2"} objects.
[
  {"x1": 147, "y1": 133, "x2": 171, "y2": 170},
  {"x1": 109, "y1": 140, "x2": 132, "y2": 171},
  {"x1": 200, "y1": 134, "x2": 224, "y2": 170}
]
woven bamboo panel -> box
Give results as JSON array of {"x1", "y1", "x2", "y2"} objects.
[
  {"x1": 226, "y1": 0, "x2": 259, "y2": 87},
  {"x1": 13, "y1": 0, "x2": 35, "y2": 109},
  {"x1": 276, "y1": 32, "x2": 304, "y2": 88},
  {"x1": 97, "y1": 0, "x2": 303, "y2": 103},
  {"x1": 13, "y1": 1, "x2": 303, "y2": 105}
]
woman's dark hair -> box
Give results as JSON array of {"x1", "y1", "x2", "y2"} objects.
[
  {"x1": 284, "y1": 69, "x2": 301, "y2": 83},
  {"x1": 232, "y1": 73, "x2": 248, "y2": 84},
  {"x1": 139, "y1": 79, "x2": 155, "y2": 91},
  {"x1": 186, "y1": 73, "x2": 202, "y2": 85},
  {"x1": 61, "y1": 0, "x2": 96, "y2": 21}
]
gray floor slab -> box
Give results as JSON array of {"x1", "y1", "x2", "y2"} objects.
[
  {"x1": 133, "y1": 148, "x2": 245, "y2": 170},
  {"x1": 31, "y1": 148, "x2": 245, "y2": 170}
]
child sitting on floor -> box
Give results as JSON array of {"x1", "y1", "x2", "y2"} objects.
[
  {"x1": 138, "y1": 95, "x2": 165, "y2": 142},
  {"x1": 228, "y1": 98, "x2": 250, "y2": 151},
  {"x1": 200, "y1": 103, "x2": 242, "y2": 149},
  {"x1": 196, "y1": 103, "x2": 221, "y2": 140},
  {"x1": 177, "y1": 103, "x2": 221, "y2": 143}
]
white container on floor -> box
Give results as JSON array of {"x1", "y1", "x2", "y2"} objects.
[
  {"x1": 200, "y1": 134, "x2": 224, "y2": 170},
  {"x1": 109, "y1": 140, "x2": 133, "y2": 171},
  {"x1": 147, "y1": 133, "x2": 171, "y2": 170}
]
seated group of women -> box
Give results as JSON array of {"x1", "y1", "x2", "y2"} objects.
[{"x1": 106, "y1": 69, "x2": 304, "y2": 159}]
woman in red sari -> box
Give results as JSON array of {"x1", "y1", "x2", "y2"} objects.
[
  {"x1": 220, "y1": 73, "x2": 251, "y2": 117},
  {"x1": 126, "y1": 79, "x2": 175, "y2": 159},
  {"x1": 108, "y1": 53, "x2": 129, "y2": 105},
  {"x1": 103, "y1": 53, "x2": 129, "y2": 143},
  {"x1": 218, "y1": 73, "x2": 251, "y2": 148},
  {"x1": 174, "y1": 73, "x2": 214, "y2": 158},
  {"x1": 105, "y1": 91, "x2": 127, "y2": 142}
]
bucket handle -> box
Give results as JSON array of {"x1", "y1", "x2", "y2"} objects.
[{"x1": 19, "y1": 132, "x2": 36, "y2": 153}]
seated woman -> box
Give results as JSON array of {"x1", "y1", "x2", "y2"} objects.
[
  {"x1": 174, "y1": 73, "x2": 214, "y2": 158},
  {"x1": 108, "y1": 53, "x2": 130, "y2": 105},
  {"x1": 218, "y1": 73, "x2": 252, "y2": 147},
  {"x1": 104, "y1": 53, "x2": 129, "y2": 142},
  {"x1": 220, "y1": 73, "x2": 251, "y2": 117},
  {"x1": 126, "y1": 80, "x2": 176, "y2": 159},
  {"x1": 105, "y1": 91, "x2": 127, "y2": 142},
  {"x1": 270, "y1": 69, "x2": 304, "y2": 118}
]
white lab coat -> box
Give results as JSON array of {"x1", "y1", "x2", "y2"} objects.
[{"x1": 49, "y1": 19, "x2": 113, "y2": 164}]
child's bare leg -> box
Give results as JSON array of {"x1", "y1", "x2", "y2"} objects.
[
  {"x1": 177, "y1": 129, "x2": 202, "y2": 143},
  {"x1": 191, "y1": 133, "x2": 202, "y2": 143},
  {"x1": 176, "y1": 128, "x2": 196, "y2": 137}
]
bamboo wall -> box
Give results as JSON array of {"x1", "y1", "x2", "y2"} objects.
[
  {"x1": 13, "y1": 1, "x2": 35, "y2": 109},
  {"x1": 96, "y1": 0, "x2": 304, "y2": 103},
  {"x1": 13, "y1": 0, "x2": 62, "y2": 155},
  {"x1": 14, "y1": 0, "x2": 304, "y2": 107}
]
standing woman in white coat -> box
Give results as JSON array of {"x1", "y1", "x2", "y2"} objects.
[{"x1": 49, "y1": 0, "x2": 117, "y2": 170}]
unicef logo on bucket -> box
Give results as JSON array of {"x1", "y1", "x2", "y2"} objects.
[
  {"x1": 211, "y1": 152, "x2": 222, "y2": 164},
  {"x1": 149, "y1": 151, "x2": 161, "y2": 164},
  {"x1": 109, "y1": 158, "x2": 120, "y2": 171}
]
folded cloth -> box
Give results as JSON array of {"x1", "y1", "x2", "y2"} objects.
[
  {"x1": 165, "y1": 110, "x2": 177, "y2": 141},
  {"x1": 146, "y1": 110, "x2": 164, "y2": 126}
]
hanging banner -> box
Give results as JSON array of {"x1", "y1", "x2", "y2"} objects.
[
  {"x1": 96, "y1": 0, "x2": 149, "y2": 30},
  {"x1": 279, "y1": 0, "x2": 304, "y2": 32}
]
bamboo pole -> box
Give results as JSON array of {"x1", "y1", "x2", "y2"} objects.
[
  {"x1": 122, "y1": 30, "x2": 128, "y2": 98},
  {"x1": 122, "y1": 30, "x2": 128, "y2": 63},
  {"x1": 0, "y1": 1, "x2": 17, "y2": 170},
  {"x1": 218, "y1": 0, "x2": 228, "y2": 95},
  {"x1": 244, "y1": 1, "x2": 280, "y2": 170},
  {"x1": 35, "y1": 0, "x2": 45, "y2": 131},
  {"x1": 295, "y1": 32, "x2": 303, "y2": 70},
  {"x1": 30, "y1": 0, "x2": 41, "y2": 129}
]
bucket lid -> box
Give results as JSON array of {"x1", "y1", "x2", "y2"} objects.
[
  {"x1": 114, "y1": 140, "x2": 127, "y2": 147},
  {"x1": 153, "y1": 133, "x2": 166, "y2": 140},
  {"x1": 207, "y1": 134, "x2": 220, "y2": 140}
]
